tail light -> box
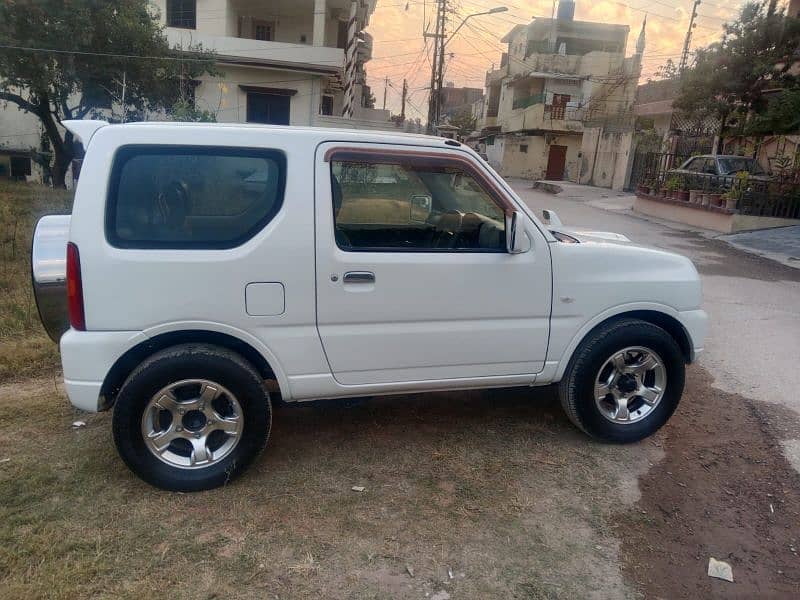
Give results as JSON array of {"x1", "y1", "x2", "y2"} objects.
[{"x1": 66, "y1": 242, "x2": 86, "y2": 331}]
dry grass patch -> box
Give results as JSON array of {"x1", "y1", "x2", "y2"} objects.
[
  {"x1": 0, "y1": 378, "x2": 660, "y2": 599},
  {"x1": 0, "y1": 180, "x2": 72, "y2": 382}
]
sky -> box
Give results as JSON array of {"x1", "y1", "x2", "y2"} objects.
[{"x1": 362, "y1": 0, "x2": 750, "y2": 120}]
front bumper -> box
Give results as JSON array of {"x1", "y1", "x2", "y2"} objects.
[
  {"x1": 678, "y1": 308, "x2": 707, "y2": 362},
  {"x1": 60, "y1": 329, "x2": 147, "y2": 412}
]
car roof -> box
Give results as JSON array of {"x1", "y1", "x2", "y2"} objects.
[{"x1": 117, "y1": 121, "x2": 451, "y2": 146}]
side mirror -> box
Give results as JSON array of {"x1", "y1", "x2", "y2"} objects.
[
  {"x1": 409, "y1": 194, "x2": 432, "y2": 222},
  {"x1": 506, "y1": 211, "x2": 531, "y2": 254}
]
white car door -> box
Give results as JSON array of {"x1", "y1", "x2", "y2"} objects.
[{"x1": 314, "y1": 143, "x2": 552, "y2": 386}]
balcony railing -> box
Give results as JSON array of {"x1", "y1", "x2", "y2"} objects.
[{"x1": 512, "y1": 93, "x2": 545, "y2": 110}]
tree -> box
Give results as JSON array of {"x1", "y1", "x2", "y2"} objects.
[
  {"x1": 449, "y1": 109, "x2": 476, "y2": 138},
  {"x1": 674, "y1": 0, "x2": 800, "y2": 145},
  {"x1": 649, "y1": 58, "x2": 679, "y2": 82},
  {"x1": 0, "y1": 0, "x2": 217, "y2": 187}
]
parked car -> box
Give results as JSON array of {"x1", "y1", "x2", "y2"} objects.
[
  {"x1": 32, "y1": 120, "x2": 707, "y2": 491},
  {"x1": 668, "y1": 154, "x2": 773, "y2": 188}
]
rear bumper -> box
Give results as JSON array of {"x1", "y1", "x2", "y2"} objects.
[
  {"x1": 63, "y1": 379, "x2": 105, "y2": 412},
  {"x1": 60, "y1": 329, "x2": 146, "y2": 412}
]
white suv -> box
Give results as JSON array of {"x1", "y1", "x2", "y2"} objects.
[{"x1": 32, "y1": 120, "x2": 707, "y2": 491}]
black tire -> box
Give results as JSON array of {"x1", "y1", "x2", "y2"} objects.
[
  {"x1": 558, "y1": 318, "x2": 685, "y2": 443},
  {"x1": 112, "y1": 343, "x2": 271, "y2": 491}
]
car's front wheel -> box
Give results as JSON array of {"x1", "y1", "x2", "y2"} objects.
[
  {"x1": 112, "y1": 343, "x2": 271, "y2": 491},
  {"x1": 559, "y1": 319, "x2": 685, "y2": 443}
]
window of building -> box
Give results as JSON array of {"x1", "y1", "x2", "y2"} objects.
[
  {"x1": 330, "y1": 158, "x2": 506, "y2": 252},
  {"x1": 166, "y1": 0, "x2": 196, "y2": 29},
  {"x1": 320, "y1": 94, "x2": 334, "y2": 116},
  {"x1": 10, "y1": 156, "x2": 32, "y2": 178},
  {"x1": 107, "y1": 146, "x2": 286, "y2": 249},
  {"x1": 337, "y1": 20, "x2": 348, "y2": 49},
  {"x1": 243, "y1": 88, "x2": 294, "y2": 125},
  {"x1": 519, "y1": 144, "x2": 528, "y2": 153},
  {"x1": 252, "y1": 20, "x2": 275, "y2": 41}
]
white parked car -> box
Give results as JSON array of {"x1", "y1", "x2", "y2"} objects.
[{"x1": 32, "y1": 121, "x2": 707, "y2": 491}]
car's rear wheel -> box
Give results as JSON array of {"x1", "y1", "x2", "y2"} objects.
[
  {"x1": 113, "y1": 343, "x2": 271, "y2": 491},
  {"x1": 559, "y1": 319, "x2": 685, "y2": 443}
]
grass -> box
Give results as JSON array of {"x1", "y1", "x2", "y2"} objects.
[
  {"x1": 0, "y1": 180, "x2": 73, "y2": 382},
  {"x1": 0, "y1": 379, "x2": 653, "y2": 599}
]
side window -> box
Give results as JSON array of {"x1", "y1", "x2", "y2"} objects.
[
  {"x1": 107, "y1": 146, "x2": 286, "y2": 249},
  {"x1": 684, "y1": 158, "x2": 701, "y2": 172},
  {"x1": 703, "y1": 159, "x2": 719, "y2": 175},
  {"x1": 330, "y1": 158, "x2": 506, "y2": 252}
]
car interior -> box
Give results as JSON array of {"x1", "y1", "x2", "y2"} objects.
[
  {"x1": 114, "y1": 155, "x2": 282, "y2": 244},
  {"x1": 330, "y1": 163, "x2": 505, "y2": 251}
]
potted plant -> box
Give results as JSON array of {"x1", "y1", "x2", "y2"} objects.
[
  {"x1": 724, "y1": 171, "x2": 748, "y2": 211},
  {"x1": 675, "y1": 188, "x2": 690, "y2": 202},
  {"x1": 664, "y1": 175, "x2": 681, "y2": 199},
  {"x1": 722, "y1": 189, "x2": 737, "y2": 210}
]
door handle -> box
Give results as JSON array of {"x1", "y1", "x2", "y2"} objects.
[{"x1": 343, "y1": 271, "x2": 375, "y2": 284}]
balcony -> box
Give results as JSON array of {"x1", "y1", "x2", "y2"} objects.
[
  {"x1": 512, "y1": 93, "x2": 545, "y2": 110},
  {"x1": 503, "y1": 100, "x2": 583, "y2": 133},
  {"x1": 165, "y1": 28, "x2": 344, "y2": 74}
]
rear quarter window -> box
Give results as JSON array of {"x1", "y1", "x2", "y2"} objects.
[{"x1": 106, "y1": 145, "x2": 286, "y2": 249}]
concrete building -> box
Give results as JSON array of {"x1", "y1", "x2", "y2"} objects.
[
  {"x1": 439, "y1": 83, "x2": 484, "y2": 121},
  {"x1": 1, "y1": 0, "x2": 388, "y2": 184},
  {"x1": 476, "y1": 0, "x2": 643, "y2": 190},
  {"x1": 634, "y1": 78, "x2": 679, "y2": 144},
  {"x1": 153, "y1": 0, "x2": 387, "y2": 128}
]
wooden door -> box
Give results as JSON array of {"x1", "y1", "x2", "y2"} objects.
[{"x1": 546, "y1": 145, "x2": 568, "y2": 180}]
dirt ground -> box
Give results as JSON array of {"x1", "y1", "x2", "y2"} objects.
[
  {"x1": 617, "y1": 369, "x2": 800, "y2": 599},
  {"x1": 1, "y1": 366, "x2": 799, "y2": 599}
]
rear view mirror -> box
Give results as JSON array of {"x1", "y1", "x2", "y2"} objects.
[
  {"x1": 409, "y1": 194, "x2": 432, "y2": 222},
  {"x1": 506, "y1": 211, "x2": 531, "y2": 254}
]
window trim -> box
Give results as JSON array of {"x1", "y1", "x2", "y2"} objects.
[
  {"x1": 105, "y1": 144, "x2": 287, "y2": 250},
  {"x1": 326, "y1": 147, "x2": 513, "y2": 254},
  {"x1": 166, "y1": 0, "x2": 197, "y2": 29}
]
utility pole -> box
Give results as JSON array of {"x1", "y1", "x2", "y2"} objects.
[
  {"x1": 383, "y1": 76, "x2": 389, "y2": 110},
  {"x1": 400, "y1": 78, "x2": 408, "y2": 121},
  {"x1": 434, "y1": 1, "x2": 448, "y2": 129},
  {"x1": 679, "y1": 0, "x2": 701, "y2": 75},
  {"x1": 120, "y1": 71, "x2": 127, "y2": 124},
  {"x1": 425, "y1": 0, "x2": 445, "y2": 133}
]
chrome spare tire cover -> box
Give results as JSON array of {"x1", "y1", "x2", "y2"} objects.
[{"x1": 31, "y1": 214, "x2": 71, "y2": 342}]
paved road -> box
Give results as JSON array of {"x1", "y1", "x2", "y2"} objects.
[{"x1": 509, "y1": 179, "x2": 800, "y2": 471}]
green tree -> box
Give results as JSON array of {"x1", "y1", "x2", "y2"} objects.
[
  {"x1": 0, "y1": 0, "x2": 217, "y2": 187},
  {"x1": 674, "y1": 0, "x2": 800, "y2": 145}
]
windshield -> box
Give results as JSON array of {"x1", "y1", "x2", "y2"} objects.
[{"x1": 718, "y1": 157, "x2": 765, "y2": 175}]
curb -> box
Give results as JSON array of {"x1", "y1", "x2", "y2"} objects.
[{"x1": 532, "y1": 181, "x2": 563, "y2": 195}]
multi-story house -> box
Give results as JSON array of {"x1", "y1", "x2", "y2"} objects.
[
  {"x1": 154, "y1": 0, "x2": 386, "y2": 127},
  {"x1": 477, "y1": 0, "x2": 644, "y2": 190},
  {"x1": 0, "y1": 0, "x2": 386, "y2": 184}
]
